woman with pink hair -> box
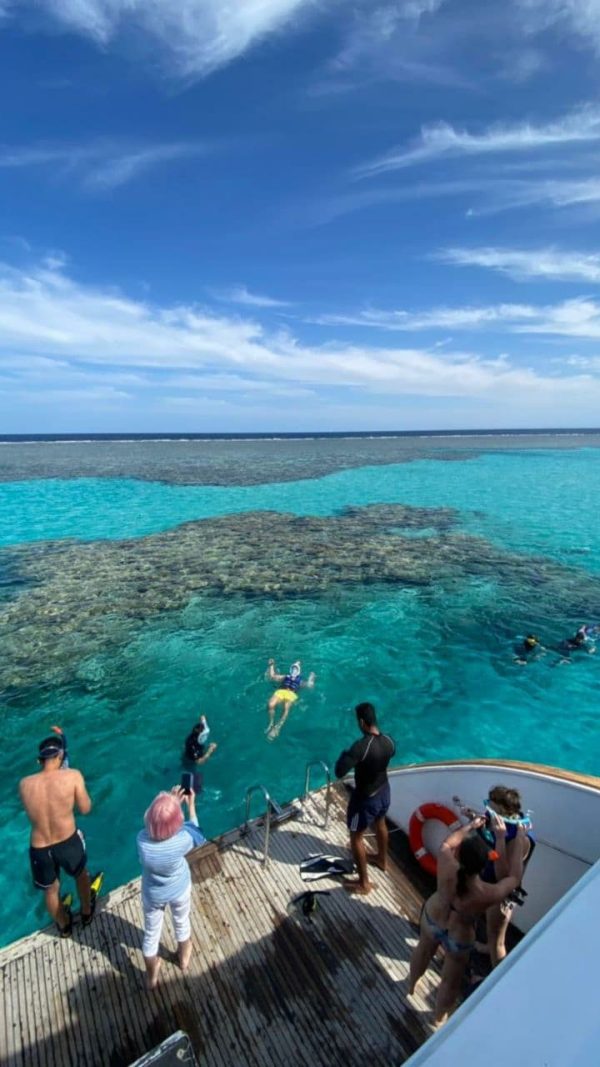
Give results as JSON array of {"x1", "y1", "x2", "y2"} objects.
[{"x1": 137, "y1": 785, "x2": 205, "y2": 989}]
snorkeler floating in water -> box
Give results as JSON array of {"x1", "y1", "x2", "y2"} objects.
[
  {"x1": 555, "y1": 625, "x2": 597, "y2": 663},
  {"x1": 182, "y1": 716, "x2": 218, "y2": 793},
  {"x1": 265, "y1": 658, "x2": 316, "y2": 740},
  {"x1": 513, "y1": 634, "x2": 545, "y2": 665}
]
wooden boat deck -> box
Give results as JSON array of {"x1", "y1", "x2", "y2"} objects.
[{"x1": 0, "y1": 785, "x2": 442, "y2": 1067}]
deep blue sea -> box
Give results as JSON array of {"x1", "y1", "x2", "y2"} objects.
[{"x1": 1, "y1": 432, "x2": 599, "y2": 947}]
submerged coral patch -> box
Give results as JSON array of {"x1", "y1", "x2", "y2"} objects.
[{"x1": 1, "y1": 502, "x2": 599, "y2": 693}]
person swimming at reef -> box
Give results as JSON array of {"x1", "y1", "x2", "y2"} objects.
[
  {"x1": 556, "y1": 626, "x2": 597, "y2": 662},
  {"x1": 265, "y1": 658, "x2": 316, "y2": 740},
  {"x1": 513, "y1": 634, "x2": 545, "y2": 665},
  {"x1": 182, "y1": 717, "x2": 217, "y2": 793}
]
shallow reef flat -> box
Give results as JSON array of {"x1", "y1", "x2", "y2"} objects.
[
  {"x1": 0, "y1": 436, "x2": 482, "y2": 486},
  {"x1": 1, "y1": 502, "x2": 599, "y2": 694}
]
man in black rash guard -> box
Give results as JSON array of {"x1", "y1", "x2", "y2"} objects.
[{"x1": 334, "y1": 703, "x2": 396, "y2": 895}]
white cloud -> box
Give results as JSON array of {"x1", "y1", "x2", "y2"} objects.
[
  {"x1": 312, "y1": 305, "x2": 539, "y2": 331},
  {"x1": 1, "y1": 256, "x2": 600, "y2": 419},
  {"x1": 355, "y1": 106, "x2": 600, "y2": 177},
  {"x1": 0, "y1": 139, "x2": 206, "y2": 190},
  {"x1": 517, "y1": 0, "x2": 600, "y2": 53},
  {"x1": 314, "y1": 296, "x2": 600, "y2": 341},
  {"x1": 439, "y1": 246, "x2": 600, "y2": 282},
  {"x1": 211, "y1": 285, "x2": 291, "y2": 308},
  {"x1": 10, "y1": 0, "x2": 316, "y2": 78}
]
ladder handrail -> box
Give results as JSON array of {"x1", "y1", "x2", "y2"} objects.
[
  {"x1": 244, "y1": 784, "x2": 273, "y2": 866},
  {"x1": 303, "y1": 760, "x2": 332, "y2": 829}
]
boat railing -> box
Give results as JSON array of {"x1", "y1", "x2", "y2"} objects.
[
  {"x1": 244, "y1": 783, "x2": 274, "y2": 866},
  {"x1": 303, "y1": 760, "x2": 332, "y2": 828}
]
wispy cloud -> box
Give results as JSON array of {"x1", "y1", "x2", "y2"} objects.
[
  {"x1": 312, "y1": 305, "x2": 539, "y2": 331},
  {"x1": 0, "y1": 139, "x2": 207, "y2": 191},
  {"x1": 211, "y1": 285, "x2": 291, "y2": 308},
  {"x1": 439, "y1": 246, "x2": 600, "y2": 283},
  {"x1": 313, "y1": 297, "x2": 600, "y2": 340},
  {"x1": 355, "y1": 106, "x2": 600, "y2": 178},
  {"x1": 517, "y1": 0, "x2": 600, "y2": 54},
  {"x1": 8, "y1": 0, "x2": 317, "y2": 79}
]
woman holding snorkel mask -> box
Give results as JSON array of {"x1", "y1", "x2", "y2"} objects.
[{"x1": 476, "y1": 785, "x2": 535, "y2": 968}]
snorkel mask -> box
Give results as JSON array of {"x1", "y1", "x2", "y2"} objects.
[
  {"x1": 484, "y1": 800, "x2": 533, "y2": 830},
  {"x1": 289, "y1": 662, "x2": 301, "y2": 680},
  {"x1": 196, "y1": 717, "x2": 210, "y2": 745}
]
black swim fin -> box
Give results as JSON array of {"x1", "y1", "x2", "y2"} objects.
[
  {"x1": 58, "y1": 892, "x2": 73, "y2": 938},
  {"x1": 299, "y1": 854, "x2": 355, "y2": 882}
]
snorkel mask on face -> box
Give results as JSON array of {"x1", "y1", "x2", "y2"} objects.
[
  {"x1": 289, "y1": 662, "x2": 301, "y2": 680},
  {"x1": 484, "y1": 800, "x2": 533, "y2": 829}
]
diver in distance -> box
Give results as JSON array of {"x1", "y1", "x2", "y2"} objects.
[
  {"x1": 265, "y1": 658, "x2": 316, "y2": 741},
  {"x1": 555, "y1": 625, "x2": 597, "y2": 663},
  {"x1": 513, "y1": 634, "x2": 545, "y2": 665}
]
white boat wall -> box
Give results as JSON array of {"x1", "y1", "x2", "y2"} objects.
[
  {"x1": 404, "y1": 844, "x2": 600, "y2": 1066},
  {"x1": 384, "y1": 759, "x2": 600, "y2": 933}
]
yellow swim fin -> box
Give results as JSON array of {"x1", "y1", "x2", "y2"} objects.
[{"x1": 82, "y1": 871, "x2": 104, "y2": 928}]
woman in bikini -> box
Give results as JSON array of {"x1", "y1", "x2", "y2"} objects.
[
  {"x1": 409, "y1": 814, "x2": 525, "y2": 1026},
  {"x1": 477, "y1": 784, "x2": 535, "y2": 967}
]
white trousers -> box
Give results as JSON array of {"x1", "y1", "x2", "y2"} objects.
[{"x1": 142, "y1": 884, "x2": 192, "y2": 958}]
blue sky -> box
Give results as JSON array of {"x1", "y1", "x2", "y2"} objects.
[{"x1": 3, "y1": 1, "x2": 600, "y2": 432}]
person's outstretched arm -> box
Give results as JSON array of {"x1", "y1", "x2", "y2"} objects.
[
  {"x1": 440, "y1": 815, "x2": 486, "y2": 854},
  {"x1": 195, "y1": 742, "x2": 218, "y2": 765},
  {"x1": 266, "y1": 658, "x2": 285, "y2": 682},
  {"x1": 300, "y1": 672, "x2": 316, "y2": 689}
]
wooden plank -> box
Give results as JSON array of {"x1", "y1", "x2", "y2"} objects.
[
  {"x1": 259, "y1": 818, "x2": 432, "y2": 1061},
  {"x1": 0, "y1": 799, "x2": 441, "y2": 1067}
]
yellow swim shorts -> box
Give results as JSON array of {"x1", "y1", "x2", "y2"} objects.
[{"x1": 274, "y1": 689, "x2": 298, "y2": 703}]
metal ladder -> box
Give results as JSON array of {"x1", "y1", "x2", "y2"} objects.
[
  {"x1": 243, "y1": 760, "x2": 332, "y2": 865},
  {"x1": 303, "y1": 759, "x2": 332, "y2": 829}
]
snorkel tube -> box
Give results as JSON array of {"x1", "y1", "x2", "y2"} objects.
[{"x1": 51, "y1": 725, "x2": 69, "y2": 768}]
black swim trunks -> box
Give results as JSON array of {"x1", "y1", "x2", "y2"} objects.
[{"x1": 29, "y1": 829, "x2": 87, "y2": 889}]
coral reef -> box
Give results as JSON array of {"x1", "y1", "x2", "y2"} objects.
[{"x1": 1, "y1": 502, "x2": 599, "y2": 694}]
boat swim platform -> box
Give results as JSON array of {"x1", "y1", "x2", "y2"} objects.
[{"x1": 0, "y1": 785, "x2": 441, "y2": 1067}]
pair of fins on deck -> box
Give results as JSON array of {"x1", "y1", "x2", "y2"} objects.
[
  {"x1": 299, "y1": 853, "x2": 355, "y2": 882},
  {"x1": 59, "y1": 871, "x2": 104, "y2": 937}
]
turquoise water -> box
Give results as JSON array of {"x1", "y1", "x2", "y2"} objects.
[{"x1": 1, "y1": 444, "x2": 600, "y2": 947}]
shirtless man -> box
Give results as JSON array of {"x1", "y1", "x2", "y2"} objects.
[{"x1": 19, "y1": 734, "x2": 93, "y2": 935}]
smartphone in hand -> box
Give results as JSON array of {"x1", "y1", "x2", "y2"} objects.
[{"x1": 181, "y1": 771, "x2": 194, "y2": 795}]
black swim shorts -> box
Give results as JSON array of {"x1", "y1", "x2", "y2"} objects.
[
  {"x1": 29, "y1": 829, "x2": 87, "y2": 889},
  {"x1": 347, "y1": 782, "x2": 391, "y2": 833}
]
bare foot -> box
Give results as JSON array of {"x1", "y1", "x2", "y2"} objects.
[
  {"x1": 366, "y1": 853, "x2": 387, "y2": 872},
  {"x1": 343, "y1": 880, "x2": 375, "y2": 895},
  {"x1": 178, "y1": 940, "x2": 193, "y2": 972},
  {"x1": 145, "y1": 957, "x2": 161, "y2": 991}
]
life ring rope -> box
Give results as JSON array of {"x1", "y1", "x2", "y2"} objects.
[{"x1": 408, "y1": 802, "x2": 461, "y2": 876}]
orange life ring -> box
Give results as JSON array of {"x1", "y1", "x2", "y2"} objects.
[{"x1": 409, "y1": 803, "x2": 462, "y2": 876}]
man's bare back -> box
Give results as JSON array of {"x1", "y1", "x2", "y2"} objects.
[{"x1": 20, "y1": 767, "x2": 91, "y2": 847}]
